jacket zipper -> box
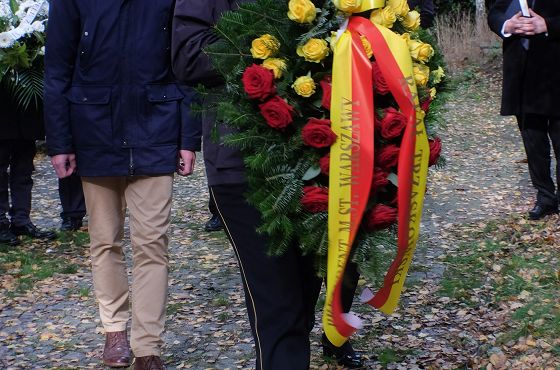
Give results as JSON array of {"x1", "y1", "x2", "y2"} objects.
[{"x1": 128, "y1": 148, "x2": 135, "y2": 175}]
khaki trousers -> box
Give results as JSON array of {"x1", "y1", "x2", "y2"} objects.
[{"x1": 82, "y1": 175, "x2": 173, "y2": 357}]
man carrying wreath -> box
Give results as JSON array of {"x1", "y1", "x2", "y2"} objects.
[{"x1": 172, "y1": 1, "x2": 323, "y2": 369}]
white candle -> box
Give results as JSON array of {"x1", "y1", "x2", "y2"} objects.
[{"x1": 519, "y1": 0, "x2": 530, "y2": 17}]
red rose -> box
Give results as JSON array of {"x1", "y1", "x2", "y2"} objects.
[
  {"x1": 301, "y1": 186, "x2": 329, "y2": 212},
  {"x1": 319, "y1": 153, "x2": 330, "y2": 176},
  {"x1": 428, "y1": 137, "x2": 442, "y2": 166},
  {"x1": 379, "y1": 107, "x2": 407, "y2": 140},
  {"x1": 372, "y1": 62, "x2": 390, "y2": 95},
  {"x1": 259, "y1": 96, "x2": 294, "y2": 129},
  {"x1": 371, "y1": 167, "x2": 389, "y2": 193},
  {"x1": 301, "y1": 118, "x2": 337, "y2": 148},
  {"x1": 242, "y1": 64, "x2": 276, "y2": 101},
  {"x1": 366, "y1": 204, "x2": 397, "y2": 231},
  {"x1": 377, "y1": 144, "x2": 400, "y2": 169},
  {"x1": 320, "y1": 76, "x2": 332, "y2": 110},
  {"x1": 421, "y1": 96, "x2": 432, "y2": 114}
]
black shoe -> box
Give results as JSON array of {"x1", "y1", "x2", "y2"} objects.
[
  {"x1": 204, "y1": 215, "x2": 223, "y2": 232},
  {"x1": 322, "y1": 333, "x2": 363, "y2": 368},
  {"x1": 0, "y1": 224, "x2": 19, "y2": 246},
  {"x1": 528, "y1": 203, "x2": 558, "y2": 220},
  {"x1": 60, "y1": 217, "x2": 83, "y2": 232},
  {"x1": 10, "y1": 222, "x2": 57, "y2": 240}
]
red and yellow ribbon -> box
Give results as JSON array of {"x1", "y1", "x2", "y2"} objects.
[{"x1": 323, "y1": 16, "x2": 430, "y2": 347}]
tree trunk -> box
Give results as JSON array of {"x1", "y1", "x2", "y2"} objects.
[{"x1": 475, "y1": 0, "x2": 487, "y2": 33}]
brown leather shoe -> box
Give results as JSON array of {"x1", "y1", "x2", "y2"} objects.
[
  {"x1": 103, "y1": 330, "x2": 131, "y2": 368},
  {"x1": 134, "y1": 356, "x2": 165, "y2": 370}
]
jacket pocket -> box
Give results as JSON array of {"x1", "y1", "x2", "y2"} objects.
[
  {"x1": 143, "y1": 83, "x2": 183, "y2": 144},
  {"x1": 66, "y1": 86, "x2": 112, "y2": 147}
]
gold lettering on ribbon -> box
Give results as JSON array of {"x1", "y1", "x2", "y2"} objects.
[{"x1": 391, "y1": 74, "x2": 426, "y2": 287}]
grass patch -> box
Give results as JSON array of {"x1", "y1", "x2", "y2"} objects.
[
  {"x1": 0, "y1": 248, "x2": 79, "y2": 294},
  {"x1": 167, "y1": 302, "x2": 182, "y2": 315},
  {"x1": 56, "y1": 231, "x2": 90, "y2": 249},
  {"x1": 211, "y1": 294, "x2": 229, "y2": 307},
  {"x1": 439, "y1": 216, "x2": 560, "y2": 348},
  {"x1": 438, "y1": 240, "x2": 500, "y2": 304},
  {"x1": 376, "y1": 347, "x2": 416, "y2": 366}
]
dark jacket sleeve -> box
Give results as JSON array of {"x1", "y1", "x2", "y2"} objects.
[
  {"x1": 178, "y1": 84, "x2": 202, "y2": 151},
  {"x1": 43, "y1": 0, "x2": 81, "y2": 156},
  {"x1": 420, "y1": 0, "x2": 435, "y2": 28},
  {"x1": 171, "y1": 0, "x2": 227, "y2": 87},
  {"x1": 408, "y1": 0, "x2": 435, "y2": 28},
  {"x1": 544, "y1": 15, "x2": 560, "y2": 40},
  {"x1": 488, "y1": 0, "x2": 515, "y2": 38}
]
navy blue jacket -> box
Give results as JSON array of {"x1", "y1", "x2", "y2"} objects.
[{"x1": 44, "y1": 0, "x2": 201, "y2": 177}]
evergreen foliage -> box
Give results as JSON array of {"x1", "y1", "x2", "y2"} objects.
[{"x1": 204, "y1": 0, "x2": 447, "y2": 282}]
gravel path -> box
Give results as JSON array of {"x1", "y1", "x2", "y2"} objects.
[{"x1": 0, "y1": 67, "x2": 537, "y2": 369}]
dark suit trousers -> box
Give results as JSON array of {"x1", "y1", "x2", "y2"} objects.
[
  {"x1": 208, "y1": 186, "x2": 217, "y2": 216},
  {"x1": 340, "y1": 261, "x2": 360, "y2": 313},
  {"x1": 58, "y1": 172, "x2": 86, "y2": 220},
  {"x1": 517, "y1": 114, "x2": 560, "y2": 206},
  {"x1": 0, "y1": 140, "x2": 36, "y2": 226},
  {"x1": 210, "y1": 184, "x2": 322, "y2": 370}
]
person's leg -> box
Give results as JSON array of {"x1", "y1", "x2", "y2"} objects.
[
  {"x1": 125, "y1": 175, "x2": 173, "y2": 358},
  {"x1": 298, "y1": 253, "x2": 322, "y2": 334},
  {"x1": 321, "y1": 261, "x2": 363, "y2": 368},
  {"x1": 59, "y1": 172, "x2": 86, "y2": 229},
  {"x1": 0, "y1": 142, "x2": 18, "y2": 245},
  {"x1": 6, "y1": 140, "x2": 55, "y2": 239},
  {"x1": 0, "y1": 141, "x2": 12, "y2": 226},
  {"x1": 204, "y1": 187, "x2": 223, "y2": 231},
  {"x1": 81, "y1": 176, "x2": 130, "y2": 365},
  {"x1": 8, "y1": 140, "x2": 35, "y2": 226},
  {"x1": 518, "y1": 114, "x2": 557, "y2": 207},
  {"x1": 211, "y1": 184, "x2": 314, "y2": 370}
]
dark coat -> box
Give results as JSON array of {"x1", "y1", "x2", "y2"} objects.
[
  {"x1": 0, "y1": 89, "x2": 45, "y2": 141},
  {"x1": 488, "y1": 0, "x2": 560, "y2": 117},
  {"x1": 172, "y1": 0, "x2": 246, "y2": 186},
  {"x1": 44, "y1": 0, "x2": 200, "y2": 177},
  {"x1": 407, "y1": 0, "x2": 435, "y2": 28}
]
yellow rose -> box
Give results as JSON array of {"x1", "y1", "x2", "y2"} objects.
[
  {"x1": 333, "y1": 0, "x2": 362, "y2": 13},
  {"x1": 431, "y1": 66, "x2": 445, "y2": 84},
  {"x1": 297, "y1": 38, "x2": 330, "y2": 63},
  {"x1": 409, "y1": 39, "x2": 434, "y2": 63},
  {"x1": 400, "y1": 32, "x2": 411, "y2": 44},
  {"x1": 429, "y1": 87, "x2": 437, "y2": 99},
  {"x1": 360, "y1": 36, "x2": 373, "y2": 59},
  {"x1": 262, "y1": 58, "x2": 287, "y2": 79},
  {"x1": 413, "y1": 63, "x2": 430, "y2": 87},
  {"x1": 292, "y1": 75, "x2": 316, "y2": 97},
  {"x1": 329, "y1": 31, "x2": 338, "y2": 51},
  {"x1": 387, "y1": 0, "x2": 410, "y2": 17},
  {"x1": 288, "y1": 0, "x2": 317, "y2": 24},
  {"x1": 402, "y1": 10, "x2": 421, "y2": 30},
  {"x1": 251, "y1": 34, "x2": 280, "y2": 59},
  {"x1": 370, "y1": 7, "x2": 397, "y2": 29}
]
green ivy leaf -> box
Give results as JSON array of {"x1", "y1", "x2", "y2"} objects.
[
  {"x1": 388, "y1": 172, "x2": 398, "y2": 186},
  {"x1": 302, "y1": 165, "x2": 321, "y2": 181}
]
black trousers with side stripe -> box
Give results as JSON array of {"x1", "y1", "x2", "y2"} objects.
[
  {"x1": 211, "y1": 184, "x2": 322, "y2": 370},
  {"x1": 0, "y1": 139, "x2": 36, "y2": 227}
]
